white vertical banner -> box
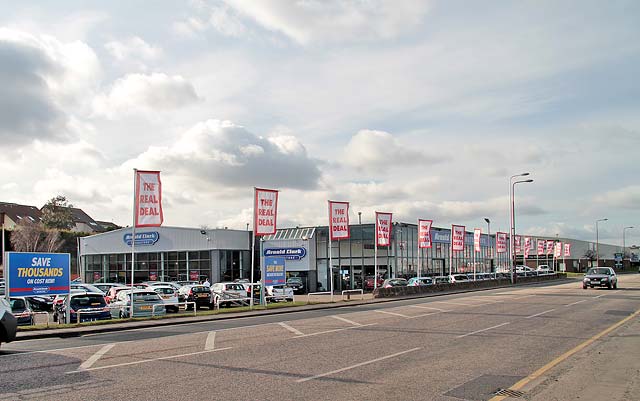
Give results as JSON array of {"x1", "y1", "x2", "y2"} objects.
[
  {"x1": 564, "y1": 243, "x2": 571, "y2": 257},
  {"x1": 451, "y1": 225, "x2": 465, "y2": 251},
  {"x1": 524, "y1": 237, "x2": 531, "y2": 258},
  {"x1": 514, "y1": 235, "x2": 522, "y2": 254},
  {"x1": 473, "y1": 228, "x2": 482, "y2": 253},
  {"x1": 554, "y1": 242, "x2": 562, "y2": 258},
  {"x1": 375, "y1": 212, "x2": 392, "y2": 246},
  {"x1": 496, "y1": 232, "x2": 507, "y2": 253},
  {"x1": 418, "y1": 219, "x2": 433, "y2": 249},
  {"x1": 546, "y1": 240, "x2": 555, "y2": 255},
  {"x1": 135, "y1": 170, "x2": 163, "y2": 227},
  {"x1": 254, "y1": 188, "x2": 278, "y2": 236},
  {"x1": 537, "y1": 239, "x2": 545, "y2": 255},
  {"x1": 328, "y1": 201, "x2": 350, "y2": 240}
]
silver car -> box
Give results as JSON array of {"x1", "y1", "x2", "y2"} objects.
[
  {"x1": 582, "y1": 267, "x2": 617, "y2": 290},
  {"x1": 111, "y1": 290, "x2": 167, "y2": 318}
]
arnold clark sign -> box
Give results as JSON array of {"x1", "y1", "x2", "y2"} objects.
[
  {"x1": 6, "y1": 252, "x2": 71, "y2": 297},
  {"x1": 124, "y1": 231, "x2": 160, "y2": 246},
  {"x1": 263, "y1": 247, "x2": 307, "y2": 260}
]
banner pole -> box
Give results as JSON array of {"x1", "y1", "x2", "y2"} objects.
[
  {"x1": 129, "y1": 169, "x2": 137, "y2": 319},
  {"x1": 250, "y1": 188, "x2": 255, "y2": 309},
  {"x1": 328, "y1": 202, "x2": 334, "y2": 302},
  {"x1": 374, "y1": 218, "x2": 378, "y2": 290}
]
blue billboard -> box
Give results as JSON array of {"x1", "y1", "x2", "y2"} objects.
[
  {"x1": 7, "y1": 252, "x2": 71, "y2": 297},
  {"x1": 264, "y1": 256, "x2": 286, "y2": 286}
]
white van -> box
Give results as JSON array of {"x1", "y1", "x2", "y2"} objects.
[{"x1": 1, "y1": 297, "x2": 17, "y2": 347}]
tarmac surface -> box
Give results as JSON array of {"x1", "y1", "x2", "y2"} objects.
[{"x1": 1, "y1": 275, "x2": 638, "y2": 400}]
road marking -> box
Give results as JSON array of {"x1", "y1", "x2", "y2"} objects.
[
  {"x1": 525, "y1": 309, "x2": 556, "y2": 319},
  {"x1": 279, "y1": 322, "x2": 304, "y2": 336},
  {"x1": 295, "y1": 323, "x2": 376, "y2": 338},
  {"x1": 432, "y1": 301, "x2": 474, "y2": 307},
  {"x1": 511, "y1": 295, "x2": 534, "y2": 300},
  {"x1": 489, "y1": 308, "x2": 640, "y2": 401},
  {"x1": 204, "y1": 331, "x2": 216, "y2": 351},
  {"x1": 407, "y1": 305, "x2": 449, "y2": 312},
  {"x1": 66, "y1": 347, "x2": 233, "y2": 374},
  {"x1": 565, "y1": 300, "x2": 587, "y2": 307},
  {"x1": 594, "y1": 294, "x2": 607, "y2": 299},
  {"x1": 456, "y1": 322, "x2": 511, "y2": 338},
  {"x1": 296, "y1": 347, "x2": 421, "y2": 383},
  {"x1": 375, "y1": 310, "x2": 411, "y2": 318},
  {"x1": 78, "y1": 343, "x2": 115, "y2": 371},
  {"x1": 330, "y1": 315, "x2": 361, "y2": 326},
  {"x1": 407, "y1": 312, "x2": 442, "y2": 319}
]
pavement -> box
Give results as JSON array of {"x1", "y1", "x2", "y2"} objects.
[{"x1": 0, "y1": 275, "x2": 638, "y2": 401}]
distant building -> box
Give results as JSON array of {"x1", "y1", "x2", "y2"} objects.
[
  {"x1": 0, "y1": 201, "x2": 43, "y2": 229},
  {"x1": 67, "y1": 207, "x2": 103, "y2": 233}
]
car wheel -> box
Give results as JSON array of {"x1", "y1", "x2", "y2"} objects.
[
  {"x1": 582, "y1": 285, "x2": 587, "y2": 289},
  {"x1": 119, "y1": 310, "x2": 126, "y2": 319},
  {"x1": 613, "y1": 282, "x2": 617, "y2": 289},
  {"x1": 607, "y1": 283, "x2": 612, "y2": 290}
]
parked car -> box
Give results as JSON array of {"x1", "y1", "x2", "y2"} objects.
[
  {"x1": 71, "y1": 283, "x2": 105, "y2": 295},
  {"x1": 363, "y1": 276, "x2": 384, "y2": 290},
  {"x1": 176, "y1": 281, "x2": 199, "y2": 287},
  {"x1": 178, "y1": 285, "x2": 212, "y2": 309},
  {"x1": 111, "y1": 290, "x2": 166, "y2": 318},
  {"x1": 434, "y1": 276, "x2": 450, "y2": 284},
  {"x1": 55, "y1": 292, "x2": 112, "y2": 323},
  {"x1": 381, "y1": 278, "x2": 409, "y2": 288},
  {"x1": 266, "y1": 285, "x2": 295, "y2": 302},
  {"x1": 286, "y1": 277, "x2": 305, "y2": 293},
  {"x1": 93, "y1": 283, "x2": 122, "y2": 294},
  {"x1": 407, "y1": 277, "x2": 433, "y2": 286},
  {"x1": 149, "y1": 282, "x2": 182, "y2": 292},
  {"x1": 448, "y1": 274, "x2": 470, "y2": 284},
  {"x1": 10, "y1": 297, "x2": 33, "y2": 326},
  {"x1": 211, "y1": 282, "x2": 249, "y2": 307},
  {"x1": 105, "y1": 286, "x2": 131, "y2": 304},
  {"x1": 150, "y1": 285, "x2": 180, "y2": 312},
  {"x1": 0, "y1": 297, "x2": 17, "y2": 347},
  {"x1": 583, "y1": 267, "x2": 617, "y2": 289},
  {"x1": 26, "y1": 295, "x2": 54, "y2": 312}
]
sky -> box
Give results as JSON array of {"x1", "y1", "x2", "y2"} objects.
[{"x1": 0, "y1": 0, "x2": 639, "y2": 248}]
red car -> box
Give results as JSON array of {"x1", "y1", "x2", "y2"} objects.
[
  {"x1": 105, "y1": 286, "x2": 130, "y2": 304},
  {"x1": 363, "y1": 276, "x2": 384, "y2": 290}
]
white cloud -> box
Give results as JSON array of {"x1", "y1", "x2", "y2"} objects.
[
  {"x1": 127, "y1": 119, "x2": 322, "y2": 190},
  {"x1": 594, "y1": 185, "x2": 640, "y2": 210},
  {"x1": 92, "y1": 73, "x2": 201, "y2": 119},
  {"x1": 344, "y1": 129, "x2": 446, "y2": 172},
  {"x1": 173, "y1": 3, "x2": 247, "y2": 38},
  {"x1": 224, "y1": 0, "x2": 429, "y2": 44},
  {"x1": 105, "y1": 36, "x2": 162, "y2": 67}
]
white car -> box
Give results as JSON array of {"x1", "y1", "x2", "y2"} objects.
[
  {"x1": 150, "y1": 285, "x2": 180, "y2": 312},
  {"x1": 211, "y1": 282, "x2": 250, "y2": 307},
  {"x1": 0, "y1": 297, "x2": 17, "y2": 347},
  {"x1": 266, "y1": 285, "x2": 294, "y2": 302},
  {"x1": 448, "y1": 274, "x2": 470, "y2": 284}
]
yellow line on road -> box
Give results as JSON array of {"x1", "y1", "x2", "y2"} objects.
[{"x1": 489, "y1": 308, "x2": 640, "y2": 401}]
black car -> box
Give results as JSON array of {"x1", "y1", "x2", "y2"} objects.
[
  {"x1": 286, "y1": 277, "x2": 305, "y2": 293},
  {"x1": 55, "y1": 292, "x2": 111, "y2": 324},
  {"x1": 26, "y1": 296, "x2": 54, "y2": 312},
  {"x1": 10, "y1": 298, "x2": 33, "y2": 326},
  {"x1": 178, "y1": 285, "x2": 212, "y2": 309}
]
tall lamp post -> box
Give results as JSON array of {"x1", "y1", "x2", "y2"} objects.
[
  {"x1": 510, "y1": 173, "x2": 533, "y2": 283},
  {"x1": 595, "y1": 218, "x2": 608, "y2": 266},
  {"x1": 623, "y1": 226, "x2": 634, "y2": 265}
]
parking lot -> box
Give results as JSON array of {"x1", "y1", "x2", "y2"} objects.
[{"x1": 1, "y1": 276, "x2": 639, "y2": 400}]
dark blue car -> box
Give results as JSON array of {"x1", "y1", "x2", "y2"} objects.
[{"x1": 55, "y1": 292, "x2": 111, "y2": 324}]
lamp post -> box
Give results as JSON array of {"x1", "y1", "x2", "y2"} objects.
[
  {"x1": 484, "y1": 218, "x2": 491, "y2": 275},
  {"x1": 358, "y1": 211, "x2": 362, "y2": 225},
  {"x1": 510, "y1": 173, "x2": 533, "y2": 283},
  {"x1": 623, "y1": 226, "x2": 634, "y2": 264},
  {"x1": 595, "y1": 218, "x2": 608, "y2": 266}
]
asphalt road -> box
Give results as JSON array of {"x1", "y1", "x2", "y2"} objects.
[{"x1": 1, "y1": 276, "x2": 639, "y2": 401}]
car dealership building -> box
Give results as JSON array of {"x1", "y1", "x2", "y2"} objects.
[{"x1": 79, "y1": 224, "x2": 633, "y2": 292}]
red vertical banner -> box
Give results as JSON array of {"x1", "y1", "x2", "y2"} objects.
[
  {"x1": 564, "y1": 243, "x2": 571, "y2": 257},
  {"x1": 451, "y1": 225, "x2": 465, "y2": 252},
  {"x1": 546, "y1": 240, "x2": 554, "y2": 255},
  {"x1": 135, "y1": 170, "x2": 163, "y2": 227},
  {"x1": 328, "y1": 201, "x2": 350, "y2": 240},
  {"x1": 514, "y1": 235, "x2": 522, "y2": 253},
  {"x1": 496, "y1": 232, "x2": 507, "y2": 253},
  {"x1": 524, "y1": 237, "x2": 531, "y2": 258},
  {"x1": 375, "y1": 212, "x2": 392, "y2": 246},
  {"x1": 474, "y1": 228, "x2": 482, "y2": 253},
  {"x1": 537, "y1": 239, "x2": 545, "y2": 255},
  {"x1": 418, "y1": 219, "x2": 433, "y2": 248},
  {"x1": 254, "y1": 188, "x2": 278, "y2": 236},
  {"x1": 554, "y1": 242, "x2": 562, "y2": 258}
]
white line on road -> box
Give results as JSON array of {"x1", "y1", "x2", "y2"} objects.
[
  {"x1": 279, "y1": 322, "x2": 304, "y2": 336},
  {"x1": 205, "y1": 331, "x2": 216, "y2": 351},
  {"x1": 330, "y1": 315, "x2": 361, "y2": 326},
  {"x1": 78, "y1": 343, "x2": 115, "y2": 370},
  {"x1": 407, "y1": 312, "x2": 442, "y2": 319},
  {"x1": 565, "y1": 300, "x2": 587, "y2": 307},
  {"x1": 456, "y1": 322, "x2": 511, "y2": 339},
  {"x1": 375, "y1": 310, "x2": 411, "y2": 318},
  {"x1": 407, "y1": 305, "x2": 449, "y2": 312},
  {"x1": 66, "y1": 347, "x2": 233, "y2": 374},
  {"x1": 525, "y1": 309, "x2": 556, "y2": 319},
  {"x1": 296, "y1": 347, "x2": 422, "y2": 383},
  {"x1": 511, "y1": 295, "x2": 534, "y2": 300},
  {"x1": 594, "y1": 294, "x2": 608, "y2": 299},
  {"x1": 295, "y1": 324, "x2": 376, "y2": 338},
  {"x1": 432, "y1": 301, "x2": 475, "y2": 306}
]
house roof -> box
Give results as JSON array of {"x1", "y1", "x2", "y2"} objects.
[
  {"x1": 68, "y1": 207, "x2": 101, "y2": 228},
  {"x1": 0, "y1": 202, "x2": 42, "y2": 224}
]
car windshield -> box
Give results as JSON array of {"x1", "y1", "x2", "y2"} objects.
[
  {"x1": 10, "y1": 298, "x2": 27, "y2": 310},
  {"x1": 587, "y1": 268, "x2": 610, "y2": 275},
  {"x1": 71, "y1": 295, "x2": 107, "y2": 309},
  {"x1": 226, "y1": 284, "x2": 245, "y2": 291},
  {"x1": 287, "y1": 278, "x2": 302, "y2": 283},
  {"x1": 132, "y1": 292, "x2": 161, "y2": 302},
  {"x1": 154, "y1": 287, "x2": 175, "y2": 295},
  {"x1": 191, "y1": 286, "x2": 209, "y2": 293}
]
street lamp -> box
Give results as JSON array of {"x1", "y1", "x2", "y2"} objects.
[
  {"x1": 510, "y1": 173, "x2": 533, "y2": 284},
  {"x1": 623, "y1": 226, "x2": 634, "y2": 262},
  {"x1": 358, "y1": 211, "x2": 362, "y2": 225},
  {"x1": 595, "y1": 218, "x2": 608, "y2": 266}
]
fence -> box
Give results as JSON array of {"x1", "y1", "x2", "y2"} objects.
[
  {"x1": 341, "y1": 289, "x2": 364, "y2": 301},
  {"x1": 306, "y1": 291, "x2": 332, "y2": 303},
  {"x1": 152, "y1": 302, "x2": 196, "y2": 317}
]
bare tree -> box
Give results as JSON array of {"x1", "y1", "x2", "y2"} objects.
[
  {"x1": 43, "y1": 230, "x2": 64, "y2": 253},
  {"x1": 10, "y1": 220, "x2": 64, "y2": 253}
]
